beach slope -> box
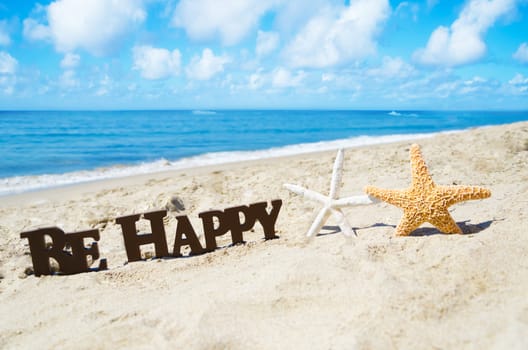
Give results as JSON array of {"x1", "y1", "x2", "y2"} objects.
[{"x1": 1, "y1": 121, "x2": 527, "y2": 349}]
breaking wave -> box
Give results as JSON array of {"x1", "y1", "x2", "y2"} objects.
[{"x1": 0, "y1": 130, "x2": 459, "y2": 197}]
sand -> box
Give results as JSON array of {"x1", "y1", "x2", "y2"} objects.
[{"x1": 1, "y1": 121, "x2": 527, "y2": 349}]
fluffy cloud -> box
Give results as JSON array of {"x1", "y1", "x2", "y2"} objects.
[
  {"x1": 509, "y1": 73, "x2": 528, "y2": 85},
  {"x1": 245, "y1": 67, "x2": 306, "y2": 90},
  {"x1": 0, "y1": 21, "x2": 10, "y2": 46},
  {"x1": 283, "y1": 0, "x2": 390, "y2": 68},
  {"x1": 172, "y1": 0, "x2": 276, "y2": 46},
  {"x1": 367, "y1": 56, "x2": 415, "y2": 79},
  {"x1": 395, "y1": 2, "x2": 419, "y2": 21},
  {"x1": 133, "y1": 45, "x2": 182, "y2": 80},
  {"x1": 60, "y1": 53, "x2": 80, "y2": 69},
  {"x1": 459, "y1": 76, "x2": 488, "y2": 94},
  {"x1": 509, "y1": 73, "x2": 528, "y2": 92},
  {"x1": 0, "y1": 49, "x2": 18, "y2": 95},
  {"x1": 186, "y1": 48, "x2": 230, "y2": 80},
  {"x1": 256, "y1": 31, "x2": 280, "y2": 57},
  {"x1": 23, "y1": 18, "x2": 51, "y2": 41},
  {"x1": 413, "y1": 0, "x2": 516, "y2": 66},
  {"x1": 248, "y1": 69, "x2": 265, "y2": 90},
  {"x1": 95, "y1": 74, "x2": 112, "y2": 96},
  {"x1": 0, "y1": 51, "x2": 17, "y2": 74},
  {"x1": 59, "y1": 69, "x2": 79, "y2": 89},
  {"x1": 513, "y1": 43, "x2": 528, "y2": 63},
  {"x1": 24, "y1": 0, "x2": 146, "y2": 55},
  {"x1": 274, "y1": 0, "x2": 335, "y2": 34},
  {"x1": 0, "y1": 75, "x2": 16, "y2": 95},
  {"x1": 271, "y1": 67, "x2": 306, "y2": 88},
  {"x1": 427, "y1": 0, "x2": 439, "y2": 10}
]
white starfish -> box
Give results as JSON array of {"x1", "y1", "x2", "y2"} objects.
[{"x1": 284, "y1": 149, "x2": 378, "y2": 238}]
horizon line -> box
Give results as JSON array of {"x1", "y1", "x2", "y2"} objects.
[{"x1": 1, "y1": 108, "x2": 528, "y2": 112}]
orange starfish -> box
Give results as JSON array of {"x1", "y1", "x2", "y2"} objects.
[{"x1": 365, "y1": 144, "x2": 491, "y2": 236}]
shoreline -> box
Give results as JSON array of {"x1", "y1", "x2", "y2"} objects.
[
  {"x1": 0, "y1": 128, "x2": 466, "y2": 207},
  {"x1": 3, "y1": 110, "x2": 527, "y2": 197},
  {"x1": 0, "y1": 127, "x2": 471, "y2": 199}
]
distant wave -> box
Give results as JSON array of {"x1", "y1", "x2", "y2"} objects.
[
  {"x1": 192, "y1": 110, "x2": 217, "y2": 115},
  {"x1": 388, "y1": 111, "x2": 419, "y2": 117},
  {"x1": 0, "y1": 130, "x2": 461, "y2": 197}
]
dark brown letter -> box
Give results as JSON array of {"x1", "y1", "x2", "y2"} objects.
[
  {"x1": 223, "y1": 205, "x2": 256, "y2": 244},
  {"x1": 173, "y1": 215, "x2": 205, "y2": 257},
  {"x1": 115, "y1": 210, "x2": 169, "y2": 262},
  {"x1": 199, "y1": 210, "x2": 228, "y2": 251},
  {"x1": 66, "y1": 230, "x2": 107, "y2": 273},
  {"x1": 250, "y1": 200, "x2": 282, "y2": 239},
  {"x1": 20, "y1": 227, "x2": 106, "y2": 276}
]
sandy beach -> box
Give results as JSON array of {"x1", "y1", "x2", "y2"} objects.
[{"x1": 1, "y1": 121, "x2": 527, "y2": 349}]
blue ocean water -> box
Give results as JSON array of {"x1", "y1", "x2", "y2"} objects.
[{"x1": 1, "y1": 110, "x2": 527, "y2": 195}]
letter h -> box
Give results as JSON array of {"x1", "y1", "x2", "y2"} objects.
[{"x1": 115, "y1": 210, "x2": 169, "y2": 262}]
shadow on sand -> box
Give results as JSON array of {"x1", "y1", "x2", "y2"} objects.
[
  {"x1": 410, "y1": 220, "x2": 494, "y2": 236},
  {"x1": 317, "y1": 220, "x2": 495, "y2": 237}
]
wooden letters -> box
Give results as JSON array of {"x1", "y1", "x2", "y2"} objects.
[{"x1": 20, "y1": 199, "x2": 282, "y2": 276}]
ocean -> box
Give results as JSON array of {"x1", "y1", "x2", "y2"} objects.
[{"x1": 1, "y1": 110, "x2": 527, "y2": 196}]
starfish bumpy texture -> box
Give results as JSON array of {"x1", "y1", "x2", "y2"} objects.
[
  {"x1": 284, "y1": 149, "x2": 378, "y2": 238},
  {"x1": 365, "y1": 144, "x2": 491, "y2": 236}
]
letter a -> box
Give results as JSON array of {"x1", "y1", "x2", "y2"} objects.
[{"x1": 172, "y1": 215, "x2": 205, "y2": 257}]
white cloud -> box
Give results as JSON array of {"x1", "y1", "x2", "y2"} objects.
[
  {"x1": 509, "y1": 73, "x2": 528, "y2": 85},
  {"x1": 321, "y1": 73, "x2": 336, "y2": 82},
  {"x1": 171, "y1": 0, "x2": 276, "y2": 46},
  {"x1": 508, "y1": 73, "x2": 528, "y2": 93},
  {"x1": 60, "y1": 52, "x2": 80, "y2": 68},
  {"x1": 317, "y1": 86, "x2": 328, "y2": 94},
  {"x1": 248, "y1": 69, "x2": 265, "y2": 90},
  {"x1": 256, "y1": 30, "x2": 280, "y2": 57},
  {"x1": 95, "y1": 74, "x2": 111, "y2": 96},
  {"x1": 246, "y1": 67, "x2": 306, "y2": 90},
  {"x1": 271, "y1": 67, "x2": 306, "y2": 88},
  {"x1": 133, "y1": 45, "x2": 182, "y2": 80},
  {"x1": 59, "y1": 69, "x2": 79, "y2": 88},
  {"x1": 413, "y1": 0, "x2": 516, "y2": 66},
  {"x1": 274, "y1": 0, "x2": 335, "y2": 34},
  {"x1": 186, "y1": 48, "x2": 230, "y2": 80},
  {"x1": 367, "y1": 56, "x2": 415, "y2": 79},
  {"x1": 465, "y1": 76, "x2": 487, "y2": 84},
  {"x1": 24, "y1": 0, "x2": 146, "y2": 55},
  {"x1": 0, "y1": 75, "x2": 16, "y2": 95},
  {"x1": 284, "y1": 0, "x2": 390, "y2": 68},
  {"x1": 0, "y1": 59, "x2": 16, "y2": 94},
  {"x1": 513, "y1": 42, "x2": 528, "y2": 63},
  {"x1": 427, "y1": 0, "x2": 439, "y2": 10},
  {"x1": 0, "y1": 21, "x2": 11, "y2": 46},
  {"x1": 395, "y1": 2, "x2": 419, "y2": 21},
  {"x1": 23, "y1": 18, "x2": 51, "y2": 41},
  {"x1": 0, "y1": 51, "x2": 17, "y2": 74},
  {"x1": 460, "y1": 76, "x2": 488, "y2": 94}
]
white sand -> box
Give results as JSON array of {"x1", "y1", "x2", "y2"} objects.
[{"x1": 1, "y1": 121, "x2": 527, "y2": 349}]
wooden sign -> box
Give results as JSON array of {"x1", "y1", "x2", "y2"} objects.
[{"x1": 20, "y1": 199, "x2": 282, "y2": 276}]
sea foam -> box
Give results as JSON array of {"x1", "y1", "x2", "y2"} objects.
[{"x1": 0, "y1": 131, "x2": 454, "y2": 197}]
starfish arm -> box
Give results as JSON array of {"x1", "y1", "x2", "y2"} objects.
[
  {"x1": 395, "y1": 211, "x2": 425, "y2": 236},
  {"x1": 283, "y1": 183, "x2": 328, "y2": 203},
  {"x1": 333, "y1": 195, "x2": 379, "y2": 207},
  {"x1": 437, "y1": 185, "x2": 491, "y2": 207},
  {"x1": 364, "y1": 186, "x2": 408, "y2": 207},
  {"x1": 428, "y1": 209, "x2": 462, "y2": 234},
  {"x1": 306, "y1": 207, "x2": 331, "y2": 238},
  {"x1": 329, "y1": 149, "x2": 344, "y2": 199},
  {"x1": 409, "y1": 144, "x2": 435, "y2": 190},
  {"x1": 331, "y1": 209, "x2": 355, "y2": 237}
]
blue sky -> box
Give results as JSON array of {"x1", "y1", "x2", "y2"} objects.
[{"x1": 0, "y1": 0, "x2": 527, "y2": 110}]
